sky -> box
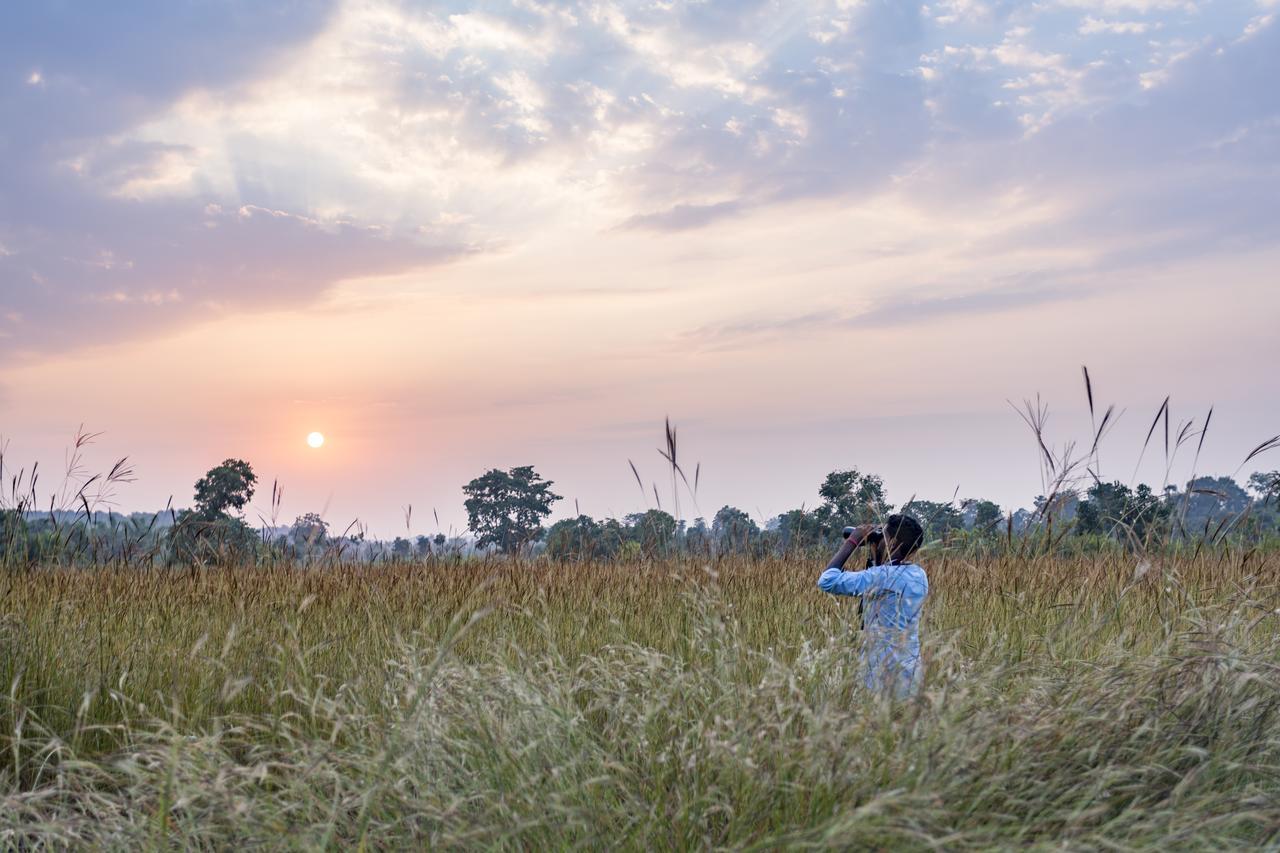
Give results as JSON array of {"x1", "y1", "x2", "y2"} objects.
[{"x1": 2, "y1": 0, "x2": 1279, "y2": 538}]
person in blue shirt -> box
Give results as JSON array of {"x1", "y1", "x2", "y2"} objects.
[{"x1": 817, "y1": 514, "x2": 928, "y2": 698}]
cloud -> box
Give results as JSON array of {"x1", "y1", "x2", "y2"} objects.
[
  {"x1": 854, "y1": 283, "x2": 1081, "y2": 326},
  {"x1": 1, "y1": 0, "x2": 1276, "y2": 361},
  {"x1": 683, "y1": 278, "x2": 1086, "y2": 352},
  {"x1": 0, "y1": 1, "x2": 461, "y2": 360},
  {"x1": 1079, "y1": 16, "x2": 1153, "y2": 34},
  {"x1": 961, "y1": 18, "x2": 1280, "y2": 264},
  {"x1": 617, "y1": 201, "x2": 745, "y2": 232},
  {"x1": 0, "y1": 196, "x2": 464, "y2": 358},
  {"x1": 1055, "y1": 0, "x2": 1196, "y2": 12}
]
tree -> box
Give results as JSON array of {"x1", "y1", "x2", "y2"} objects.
[
  {"x1": 816, "y1": 469, "x2": 890, "y2": 526},
  {"x1": 1176, "y1": 475, "x2": 1251, "y2": 533},
  {"x1": 712, "y1": 505, "x2": 759, "y2": 552},
  {"x1": 1033, "y1": 491, "x2": 1079, "y2": 524},
  {"x1": 1248, "y1": 471, "x2": 1280, "y2": 503},
  {"x1": 970, "y1": 500, "x2": 1003, "y2": 534},
  {"x1": 462, "y1": 465, "x2": 561, "y2": 552},
  {"x1": 391, "y1": 536, "x2": 414, "y2": 558},
  {"x1": 193, "y1": 459, "x2": 257, "y2": 520},
  {"x1": 1076, "y1": 481, "x2": 1170, "y2": 541},
  {"x1": 624, "y1": 509, "x2": 679, "y2": 557},
  {"x1": 772, "y1": 508, "x2": 824, "y2": 551},
  {"x1": 598, "y1": 518, "x2": 630, "y2": 555},
  {"x1": 545, "y1": 515, "x2": 608, "y2": 561},
  {"x1": 415, "y1": 535, "x2": 433, "y2": 557},
  {"x1": 289, "y1": 512, "x2": 329, "y2": 552},
  {"x1": 170, "y1": 459, "x2": 259, "y2": 565},
  {"x1": 684, "y1": 517, "x2": 710, "y2": 553},
  {"x1": 904, "y1": 501, "x2": 964, "y2": 539}
]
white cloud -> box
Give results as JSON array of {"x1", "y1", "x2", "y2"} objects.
[
  {"x1": 928, "y1": 0, "x2": 993, "y2": 25},
  {"x1": 1079, "y1": 16, "x2": 1152, "y2": 34},
  {"x1": 4, "y1": 0, "x2": 1277, "y2": 361},
  {"x1": 1239, "y1": 12, "x2": 1276, "y2": 39},
  {"x1": 1056, "y1": 0, "x2": 1196, "y2": 12}
]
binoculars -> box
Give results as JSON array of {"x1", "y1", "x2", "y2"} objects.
[{"x1": 842, "y1": 525, "x2": 885, "y2": 544}]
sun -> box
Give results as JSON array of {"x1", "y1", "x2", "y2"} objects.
[{"x1": 306, "y1": 431, "x2": 325, "y2": 449}]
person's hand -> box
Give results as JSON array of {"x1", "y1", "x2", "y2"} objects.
[{"x1": 849, "y1": 523, "x2": 876, "y2": 545}]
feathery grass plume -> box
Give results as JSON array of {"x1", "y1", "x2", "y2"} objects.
[
  {"x1": 1081, "y1": 365, "x2": 1121, "y2": 478},
  {"x1": 1011, "y1": 395, "x2": 1089, "y2": 528},
  {"x1": 1132, "y1": 396, "x2": 1171, "y2": 484},
  {"x1": 1238, "y1": 434, "x2": 1280, "y2": 473},
  {"x1": 627, "y1": 459, "x2": 645, "y2": 500},
  {"x1": 657, "y1": 418, "x2": 702, "y2": 522}
]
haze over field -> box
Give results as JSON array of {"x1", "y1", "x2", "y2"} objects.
[{"x1": 3, "y1": 1, "x2": 1278, "y2": 534}]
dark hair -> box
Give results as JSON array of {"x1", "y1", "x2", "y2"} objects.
[{"x1": 885, "y1": 513, "x2": 924, "y2": 560}]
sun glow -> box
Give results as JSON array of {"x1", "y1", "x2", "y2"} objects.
[{"x1": 307, "y1": 431, "x2": 325, "y2": 449}]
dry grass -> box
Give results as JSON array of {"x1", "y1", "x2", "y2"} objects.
[{"x1": 3, "y1": 546, "x2": 1280, "y2": 849}]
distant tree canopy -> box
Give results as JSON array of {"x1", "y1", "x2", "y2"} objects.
[
  {"x1": 463, "y1": 465, "x2": 561, "y2": 552},
  {"x1": 193, "y1": 459, "x2": 257, "y2": 520},
  {"x1": 970, "y1": 500, "x2": 1003, "y2": 535},
  {"x1": 1250, "y1": 471, "x2": 1280, "y2": 503},
  {"x1": 289, "y1": 512, "x2": 329, "y2": 552},
  {"x1": 1075, "y1": 481, "x2": 1170, "y2": 541},
  {"x1": 1177, "y1": 476, "x2": 1252, "y2": 534},
  {"x1": 1034, "y1": 491, "x2": 1080, "y2": 524},
  {"x1": 171, "y1": 459, "x2": 259, "y2": 565},
  {"x1": 545, "y1": 515, "x2": 607, "y2": 561},
  {"x1": 905, "y1": 500, "x2": 965, "y2": 538},
  {"x1": 712, "y1": 505, "x2": 758, "y2": 549},
  {"x1": 625, "y1": 509, "x2": 679, "y2": 557},
  {"x1": 816, "y1": 469, "x2": 889, "y2": 526},
  {"x1": 772, "y1": 508, "x2": 824, "y2": 550},
  {"x1": 15, "y1": 454, "x2": 1280, "y2": 570}
]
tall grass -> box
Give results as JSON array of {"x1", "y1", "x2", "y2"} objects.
[{"x1": 4, "y1": 547, "x2": 1279, "y2": 848}]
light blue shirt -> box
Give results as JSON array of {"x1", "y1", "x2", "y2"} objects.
[{"x1": 817, "y1": 562, "x2": 928, "y2": 696}]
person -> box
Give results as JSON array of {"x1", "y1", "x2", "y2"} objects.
[{"x1": 817, "y1": 514, "x2": 928, "y2": 697}]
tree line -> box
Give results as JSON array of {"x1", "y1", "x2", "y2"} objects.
[{"x1": 3, "y1": 456, "x2": 1279, "y2": 567}]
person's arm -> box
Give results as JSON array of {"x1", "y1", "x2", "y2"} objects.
[
  {"x1": 817, "y1": 525, "x2": 884, "y2": 596},
  {"x1": 826, "y1": 526, "x2": 866, "y2": 571}
]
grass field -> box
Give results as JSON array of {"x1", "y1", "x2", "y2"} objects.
[{"x1": 3, "y1": 546, "x2": 1280, "y2": 849}]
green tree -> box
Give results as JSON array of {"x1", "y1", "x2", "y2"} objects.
[
  {"x1": 170, "y1": 459, "x2": 259, "y2": 565},
  {"x1": 1176, "y1": 476, "x2": 1251, "y2": 535},
  {"x1": 289, "y1": 512, "x2": 329, "y2": 552},
  {"x1": 969, "y1": 500, "x2": 1003, "y2": 534},
  {"x1": 546, "y1": 515, "x2": 608, "y2": 561},
  {"x1": 684, "y1": 517, "x2": 711, "y2": 553},
  {"x1": 772, "y1": 508, "x2": 825, "y2": 551},
  {"x1": 193, "y1": 459, "x2": 257, "y2": 520},
  {"x1": 624, "y1": 509, "x2": 678, "y2": 557},
  {"x1": 816, "y1": 469, "x2": 890, "y2": 527},
  {"x1": 391, "y1": 536, "x2": 413, "y2": 558},
  {"x1": 1076, "y1": 481, "x2": 1169, "y2": 541},
  {"x1": 463, "y1": 466, "x2": 562, "y2": 553},
  {"x1": 1248, "y1": 471, "x2": 1279, "y2": 503},
  {"x1": 905, "y1": 500, "x2": 964, "y2": 539},
  {"x1": 712, "y1": 505, "x2": 759, "y2": 552},
  {"x1": 1033, "y1": 491, "x2": 1080, "y2": 524}
]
